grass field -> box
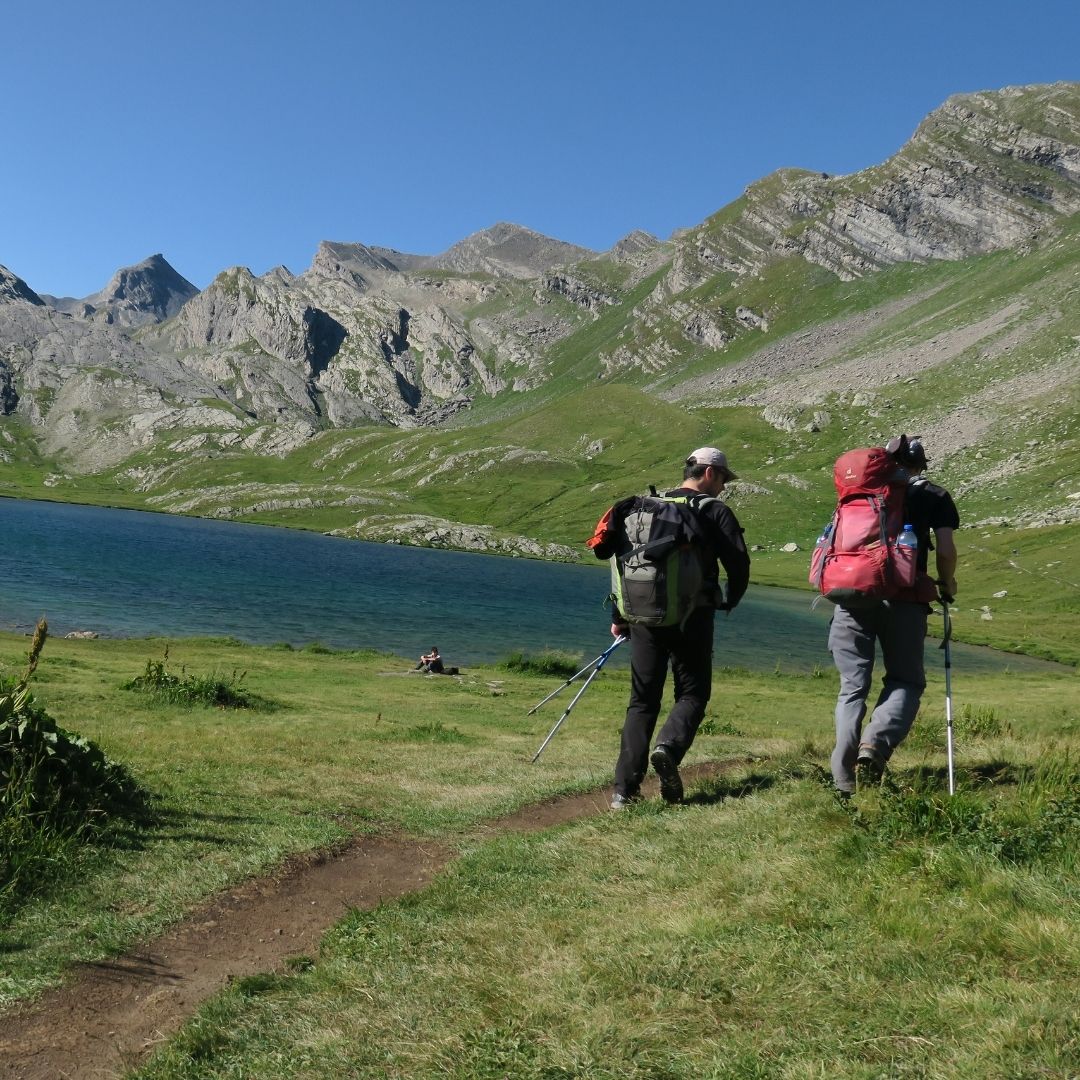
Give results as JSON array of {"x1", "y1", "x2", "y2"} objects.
[{"x1": 1, "y1": 628, "x2": 1076, "y2": 1077}]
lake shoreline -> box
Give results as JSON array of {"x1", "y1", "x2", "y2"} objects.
[{"x1": 2, "y1": 492, "x2": 1073, "y2": 673}]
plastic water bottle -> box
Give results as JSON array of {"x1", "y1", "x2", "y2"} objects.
[
  {"x1": 815, "y1": 522, "x2": 833, "y2": 549},
  {"x1": 897, "y1": 523, "x2": 917, "y2": 550}
]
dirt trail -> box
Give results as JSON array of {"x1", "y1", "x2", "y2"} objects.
[{"x1": 0, "y1": 760, "x2": 738, "y2": 1079}]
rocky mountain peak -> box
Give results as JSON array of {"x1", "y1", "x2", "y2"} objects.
[
  {"x1": 608, "y1": 230, "x2": 662, "y2": 263},
  {"x1": 429, "y1": 222, "x2": 596, "y2": 279},
  {"x1": 308, "y1": 241, "x2": 405, "y2": 282},
  {"x1": 83, "y1": 253, "x2": 199, "y2": 327},
  {"x1": 0, "y1": 265, "x2": 45, "y2": 306}
]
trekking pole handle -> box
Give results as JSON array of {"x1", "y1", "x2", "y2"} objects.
[{"x1": 938, "y1": 597, "x2": 954, "y2": 647}]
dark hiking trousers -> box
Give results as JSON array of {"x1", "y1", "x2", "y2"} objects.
[
  {"x1": 828, "y1": 600, "x2": 928, "y2": 792},
  {"x1": 614, "y1": 607, "x2": 715, "y2": 797}
]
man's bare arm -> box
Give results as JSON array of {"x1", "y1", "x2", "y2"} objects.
[{"x1": 934, "y1": 526, "x2": 958, "y2": 600}]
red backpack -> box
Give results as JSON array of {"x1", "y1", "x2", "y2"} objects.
[{"x1": 809, "y1": 447, "x2": 917, "y2": 606}]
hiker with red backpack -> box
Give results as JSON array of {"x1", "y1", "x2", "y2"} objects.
[
  {"x1": 810, "y1": 435, "x2": 959, "y2": 795},
  {"x1": 588, "y1": 447, "x2": 751, "y2": 809}
]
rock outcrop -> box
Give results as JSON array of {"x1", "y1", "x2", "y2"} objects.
[{"x1": 677, "y1": 82, "x2": 1080, "y2": 285}]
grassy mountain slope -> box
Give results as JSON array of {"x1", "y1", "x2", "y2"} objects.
[
  {"x1": 3, "y1": 223, "x2": 1077, "y2": 662},
  {"x1": 1, "y1": 85, "x2": 1078, "y2": 663}
]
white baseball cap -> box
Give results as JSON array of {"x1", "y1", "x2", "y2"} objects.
[{"x1": 687, "y1": 447, "x2": 738, "y2": 481}]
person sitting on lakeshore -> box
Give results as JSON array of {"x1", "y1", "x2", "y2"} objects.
[{"x1": 415, "y1": 646, "x2": 445, "y2": 674}]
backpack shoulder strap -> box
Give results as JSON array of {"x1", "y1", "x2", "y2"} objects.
[
  {"x1": 658, "y1": 492, "x2": 716, "y2": 509},
  {"x1": 669, "y1": 492, "x2": 718, "y2": 544}
]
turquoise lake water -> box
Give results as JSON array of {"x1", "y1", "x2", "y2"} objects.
[{"x1": 0, "y1": 497, "x2": 1054, "y2": 675}]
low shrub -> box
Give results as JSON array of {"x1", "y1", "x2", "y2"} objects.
[
  {"x1": 121, "y1": 646, "x2": 274, "y2": 710},
  {"x1": 497, "y1": 650, "x2": 581, "y2": 678}
]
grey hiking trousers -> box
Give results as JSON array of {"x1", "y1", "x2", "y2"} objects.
[{"x1": 828, "y1": 601, "x2": 929, "y2": 792}]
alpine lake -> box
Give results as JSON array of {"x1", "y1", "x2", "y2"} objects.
[{"x1": 0, "y1": 497, "x2": 1057, "y2": 676}]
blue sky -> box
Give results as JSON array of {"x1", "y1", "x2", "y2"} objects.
[{"x1": 3, "y1": 0, "x2": 1077, "y2": 297}]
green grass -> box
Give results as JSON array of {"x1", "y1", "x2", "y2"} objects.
[
  {"x1": 0, "y1": 608, "x2": 1070, "y2": 1079},
  {"x1": 132, "y1": 757, "x2": 1078, "y2": 1078}
]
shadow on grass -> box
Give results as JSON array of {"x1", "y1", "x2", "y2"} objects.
[
  {"x1": 0, "y1": 799, "x2": 264, "y2": 926},
  {"x1": 686, "y1": 771, "x2": 778, "y2": 806},
  {"x1": 102, "y1": 802, "x2": 268, "y2": 852},
  {"x1": 887, "y1": 759, "x2": 1037, "y2": 793}
]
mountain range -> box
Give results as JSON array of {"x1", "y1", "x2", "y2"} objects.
[{"x1": 1, "y1": 82, "x2": 1078, "y2": 600}]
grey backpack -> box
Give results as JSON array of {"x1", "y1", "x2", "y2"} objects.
[{"x1": 607, "y1": 494, "x2": 717, "y2": 628}]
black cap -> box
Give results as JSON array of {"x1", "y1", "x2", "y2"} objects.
[
  {"x1": 885, "y1": 434, "x2": 928, "y2": 469},
  {"x1": 906, "y1": 438, "x2": 928, "y2": 468}
]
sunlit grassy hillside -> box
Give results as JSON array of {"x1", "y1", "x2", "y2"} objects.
[{"x1": 2, "y1": 210, "x2": 1077, "y2": 666}]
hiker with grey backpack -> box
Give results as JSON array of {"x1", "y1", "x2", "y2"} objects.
[
  {"x1": 588, "y1": 447, "x2": 751, "y2": 809},
  {"x1": 810, "y1": 435, "x2": 959, "y2": 796}
]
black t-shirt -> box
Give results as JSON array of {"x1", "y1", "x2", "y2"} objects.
[{"x1": 903, "y1": 478, "x2": 960, "y2": 572}]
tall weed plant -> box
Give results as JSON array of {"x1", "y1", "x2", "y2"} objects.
[{"x1": 122, "y1": 645, "x2": 272, "y2": 709}]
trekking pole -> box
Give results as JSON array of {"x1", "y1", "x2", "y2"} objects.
[
  {"x1": 530, "y1": 636, "x2": 626, "y2": 763},
  {"x1": 526, "y1": 636, "x2": 627, "y2": 716},
  {"x1": 940, "y1": 599, "x2": 956, "y2": 795}
]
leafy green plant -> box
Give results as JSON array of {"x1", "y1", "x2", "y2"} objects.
[
  {"x1": 1, "y1": 620, "x2": 148, "y2": 909},
  {"x1": 121, "y1": 646, "x2": 273, "y2": 710}
]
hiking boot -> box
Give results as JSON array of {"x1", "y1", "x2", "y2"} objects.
[
  {"x1": 856, "y1": 744, "x2": 885, "y2": 786},
  {"x1": 610, "y1": 792, "x2": 639, "y2": 811},
  {"x1": 650, "y1": 744, "x2": 684, "y2": 804}
]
